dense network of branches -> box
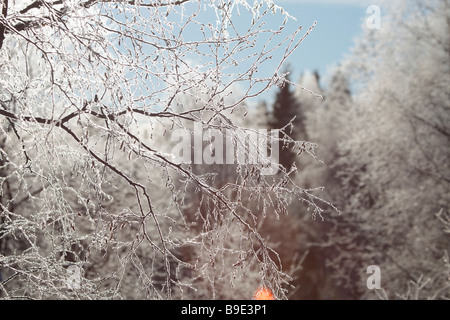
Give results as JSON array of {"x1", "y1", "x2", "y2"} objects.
[{"x1": 0, "y1": 0, "x2": 332, "y2": 299}]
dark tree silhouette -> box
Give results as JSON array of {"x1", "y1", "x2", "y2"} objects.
[{"x1": 268, "y1": 69, "x2": 308, "y2": 172}]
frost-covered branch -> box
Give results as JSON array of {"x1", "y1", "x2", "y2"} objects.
[{"x1": 0, "y1": 0, "x2": 328, "y2": 299}]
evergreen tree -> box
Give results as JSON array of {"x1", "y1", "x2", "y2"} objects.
[{"x1": 268, "y1": 70, "x2": 307, "y2": 171}]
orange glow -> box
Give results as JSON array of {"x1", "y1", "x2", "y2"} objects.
[{"x1": 253, "y1": 286, "x2": 276, "y2": 300}]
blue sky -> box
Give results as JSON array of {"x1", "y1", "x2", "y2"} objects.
[
  {"x1": 277, "y1": 1, "x2": 369, "y2": 80},
  {"x1": 198, "y1": 0, "x2": 375, "y2": 104},
  {"x1": 109, "y1": 0, "x2": 377, "y2": 106},
  {"x1": 262, "y1": 0, "x2": 373, "y2": 89}
]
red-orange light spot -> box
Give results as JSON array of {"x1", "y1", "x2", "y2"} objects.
[{"x1": 253, "y1": 286, "x2": 276, "y2": 300}]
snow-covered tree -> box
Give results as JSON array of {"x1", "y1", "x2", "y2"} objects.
[
  {"x1": 324, "y1": 0, "x2": 450, "y2": 299},
  {"x1": 0, "y1": 0, "x2": 334, "y2": 299},
  {"x1": 267, "y1": 69, "x2": 351, "y2": 299}
]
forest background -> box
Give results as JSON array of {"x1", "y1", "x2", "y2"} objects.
[{"x1": 0, "y1": 0, "x2": 448, "y2": 300}]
